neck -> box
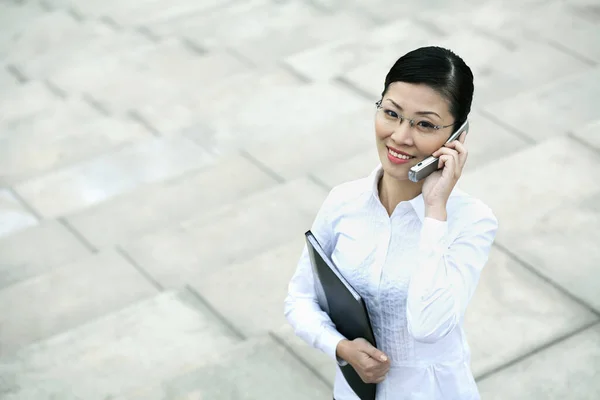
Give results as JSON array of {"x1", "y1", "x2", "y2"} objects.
[{"x1": 378, "y1": 172, "x2": 423, "y2": 216}]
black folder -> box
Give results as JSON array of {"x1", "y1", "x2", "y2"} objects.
[{"x1": 305, "y1": 230, "x2": 377, "y2": 400}]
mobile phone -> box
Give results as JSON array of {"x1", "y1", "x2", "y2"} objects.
[{"x1": 408, "y1": 119, "x2": 470, "y2": 183}]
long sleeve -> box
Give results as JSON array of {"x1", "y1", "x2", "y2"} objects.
[
  {"x1": 284, "y1": 190, "x2": 347, "y2": 362},
  {"x1": 406, "y1": 208, "x2": 498, "y2": 343}
]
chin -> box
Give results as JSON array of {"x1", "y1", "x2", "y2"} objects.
[{"x1": 380, "y1": 158, "x2": 412, "y2": 181}]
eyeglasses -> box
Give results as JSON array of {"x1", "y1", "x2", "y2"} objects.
[{"x1": 375, "y1": 100, "x2": 454, "y2": 134}]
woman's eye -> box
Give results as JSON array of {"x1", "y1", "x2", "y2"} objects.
[
  {"x1": 417, "y1": 121, "x2": 435, "y2": 129},
  {"x1": 384, "y1": 109, "x2": 398, "y2": 118}
]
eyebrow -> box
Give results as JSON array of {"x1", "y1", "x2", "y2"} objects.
[{"x1": 385, "y1": 99, "x2": 441, "y2": 119}]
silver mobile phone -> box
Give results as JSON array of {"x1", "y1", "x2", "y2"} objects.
[{"x1": 408, "y1": 119, "x2": 470, "y2": 183}]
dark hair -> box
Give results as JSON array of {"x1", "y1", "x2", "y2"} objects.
[{"x1": 382, "y1": 46, "x2": 474, "y2": 129}]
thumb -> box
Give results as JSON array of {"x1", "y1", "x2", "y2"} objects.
[{"x1": 358, "y1": 341, "x2": 388, "y2": 362}]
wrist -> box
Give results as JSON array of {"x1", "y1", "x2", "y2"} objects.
[
  {"x1": 425, "y1": 204, "x2": 447, "y2": 221},
  {"x1": 336, "y1": 339, "x2": 351, "y2": 361}
]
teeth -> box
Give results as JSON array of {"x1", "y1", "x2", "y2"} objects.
[{"x1": 389, "y1": 148, "x2": 412, "y2": 160}]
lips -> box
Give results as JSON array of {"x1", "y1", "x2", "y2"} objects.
[{"x1": 387, "y1": 146, "x2": 415, "y2": 160}]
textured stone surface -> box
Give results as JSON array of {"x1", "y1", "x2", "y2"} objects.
[
  {"x1": 1, "y1": 81, "x2": 60, "y2": 124},
  {"x1": 272, "y1": 323, "x2": 337, "y2": 385},
  {"x1": 571, "y1": 120, "x2": 600, "y2": 151},
  {"x1": 483, "y1": 67, "x2": 600, "y2": 141},
  {"x1": 465, "y1": 246, "x2": 598, "y2": 378},
  {"x1": 193, "y1": 81, "x2": 369, "y2": 155},
  {"x1": 0, "y1": 250, "x2": 157, "y2": 354},
  {"x1": 0, "y1": 220, "x2": 91, "y2": 289},
  {"x1": 192, "y1": 239, "x2": 305, "y2": 336},
  {"x1": 458, "y1": 135, "x2": 600, "y2": 243},
  {"x1": 123, "y1": 334, "x2": 332, "y2": 400},
  {"x1": 477, "y1": 323, "x2": 600, "y2": 399},
  {"x1": 0, "y1": 290, "x2": 242, "y2": 400},
  {"x1": 497, "y1": 191, "x2": 600, "y2": 313},
  {"x1": 244, "y1": 102, "x2": 375, "y2": 180},
  {"x1": 66, "y1": 155, "x2": 277, "y2": 249},
  {"x1": 284, "y1": 18, "x2": 442, "y2": 82},
  {"x1": 123, "y1": 178, "x2": 327, "y2": 288},
  {"x1": 0, "y1": 97, "x2": 149, "y2": 185},
  {"x1": 1, "y1": 0, "x2": 600, "y2": 397},
  {"x1": 0, "y1": 189, "x2": 38, "y2": 239},
  {"x1": 14, "y1": 135, "x2": 215, "y2": 218}
]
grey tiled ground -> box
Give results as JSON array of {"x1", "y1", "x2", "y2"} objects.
[{"x1": 1, "y1": 0, "x2": 599, "y2": 399}]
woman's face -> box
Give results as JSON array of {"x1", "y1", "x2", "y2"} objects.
[{"x1": 374, "y1": 81, "x2": 455, "y2": 182}]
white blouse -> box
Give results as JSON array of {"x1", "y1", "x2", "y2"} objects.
[{"x1": 284, "y1": 165, "x2": 498, "y2": 400}]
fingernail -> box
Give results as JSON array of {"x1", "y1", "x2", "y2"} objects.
[{"x1": 381, "y1": 355, "x2": 387, "y2": 361}]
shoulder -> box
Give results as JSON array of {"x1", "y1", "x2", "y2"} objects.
[
  {"x1": 447, "y1": 187, "x2": 498, "y2": 233},
  {"x1": 319, "y1": 174, "x2": 373, "y2": 218},
  {"x1": 324, "y1": 174, "x2": 372, "y2": 205}
]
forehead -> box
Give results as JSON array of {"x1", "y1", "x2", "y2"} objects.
[{"x1": 384, "y1": 81, "x2": 451, "y2": 116}]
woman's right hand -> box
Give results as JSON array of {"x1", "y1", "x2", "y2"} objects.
[{"x1": 336, "y1": 338, "x2": 391, "y2": 384}]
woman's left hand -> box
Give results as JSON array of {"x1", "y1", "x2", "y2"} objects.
[{"x1": 422, "y1": 132, "x2": 468, "y2": 219}]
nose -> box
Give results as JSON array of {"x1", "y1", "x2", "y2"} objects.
[{"x1": 390, "y1": 119, "x2": 414, "y2": 146}]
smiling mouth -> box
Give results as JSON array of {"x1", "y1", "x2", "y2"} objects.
[{"x1": 387, "y1": 147, "x2": 415, "y2": 160}]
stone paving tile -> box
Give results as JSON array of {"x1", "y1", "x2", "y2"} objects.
[
  {"x1": 192, "y1": 239, "x2": 304, "y2": 336},
  {"x1": 13, "y1": 135, "x2": 215, "y2": 219},
  {"x1": 437, "y1": 1, "x2": 600, "y2": 65},
  {"x1": 284, "y1": 18, "x2": 444, "y2": 82},
  {"x1": 0, "y1": 189, "x2": 38, "y2": 240},
  {"x1": 145, "y1": 0, "x2": 270, "y2": 37},
  {"x1": 465, "y1": 246, "x2": 598, "y2": 378},
  {"x1": 0, "y1": 249, "x2": 158, "y2": 355},
  {"x1": 1, "y1": 81, "x2": 61, "y2": 124},
  {"x1": 0, "y1": 65, "x2": 19, "y2": 90},
  {"x1": 271, "y1": 323, "x2": 336, "y2": 385},
  {"x1": 122, "y1": 334, "x2": 332, "y2": 400},
  {"x1": 0, "y1": 97, "x2": 150, "y2": 185},
  {"x1": 37, "y1": 23, "x2": 156, "y2": 87},
  {"x1": 191, "y1": 81, "x2": 368, "y2": 155},
  {"x1": 92, "y1": 0, "x2": 226, "y2": 27},
  {"x1": 571, "y1": 120, "x2": 600, "y2": 151},
  {"x1": 2, "y1": 11, "x2": 81, "y2": 70},
  {"x1": 52, "y1": 38, "x2": 249, "y2": 119},
  {"x1": 243, "y1": 102, "x2": 375, "y2": 180},
  {"x1": 0, "y1": 220, "x2": 91, "y2": 290},
  {"x1": 66, "y1": 155, "x2": 278, "y2": 249},
  {"x1": 227, "y1": 10, "x2": 376, "y2": 69},
  {"x1": 496, "y1": 190, "x2": 600, "y2": 313},
  {"x1": 458, "y1": 135, "x2": 600, "y2": 311},
  {"x1": 122, "y1": 178, "x2": 328, "y2": 289},
  {"x1": 0, "y1": 1, "x2": 46, "y2": 60},
  {"x1": 434, "y1": 32, "x2": 590, "y2": 106},
  {"x1": 482, "y1": 67, "x2": 600, "y2": 142},
  {"x1": 0, "y1": 289, "x2": 242, "y2": 400},
  {"x1": 4, "y1": 14, "x2": 154, "y2": 84},
  {"x1": 171, "y1": 1, "x2": 329, "y2": 53},
  {"x1": 458, "y1": 135, "x2": 600, "y2": 244},
  {"x1": 477, "y1": 322, "x2": 600, "y2": 399},
  {"x1": 139, "y1": 65, "x2": 304, "y2": 136}
]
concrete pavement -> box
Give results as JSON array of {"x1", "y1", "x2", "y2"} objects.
[{"x1": 1, "y1": 0, "x2": 599, "y2": 398}]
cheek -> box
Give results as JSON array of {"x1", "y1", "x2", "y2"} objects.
[
  {"x1": 374, "y1": 118, "x2": 391, "y2": 140},
  {"x1": 414, "y1": 135, "x2": 447, "y2": 155}
]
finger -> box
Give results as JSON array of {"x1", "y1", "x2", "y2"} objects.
[
  {"x1": 437, "y1": 154, "x2": 455, "y2": 177},
  {"x1": 435, "y1": 148, "x2": 459, "y2": 172},
  {"x1": 358, "y1": 342, "x2": 388, "y2": 362},
  {"x1": 458, "y1": 131, "x2": 467, "y2": 143},
  {"x1": 446, "y1": 140, "x2": 468, "y2": 170}
]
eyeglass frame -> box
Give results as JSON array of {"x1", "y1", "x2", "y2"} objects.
[{"x1": 375, "y1": 100, "x2": 454, "y2": 131}]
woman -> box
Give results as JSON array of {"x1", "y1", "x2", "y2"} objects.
[{"x1": 284, "y1": 46, "x2": 498, "y2": 400}]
